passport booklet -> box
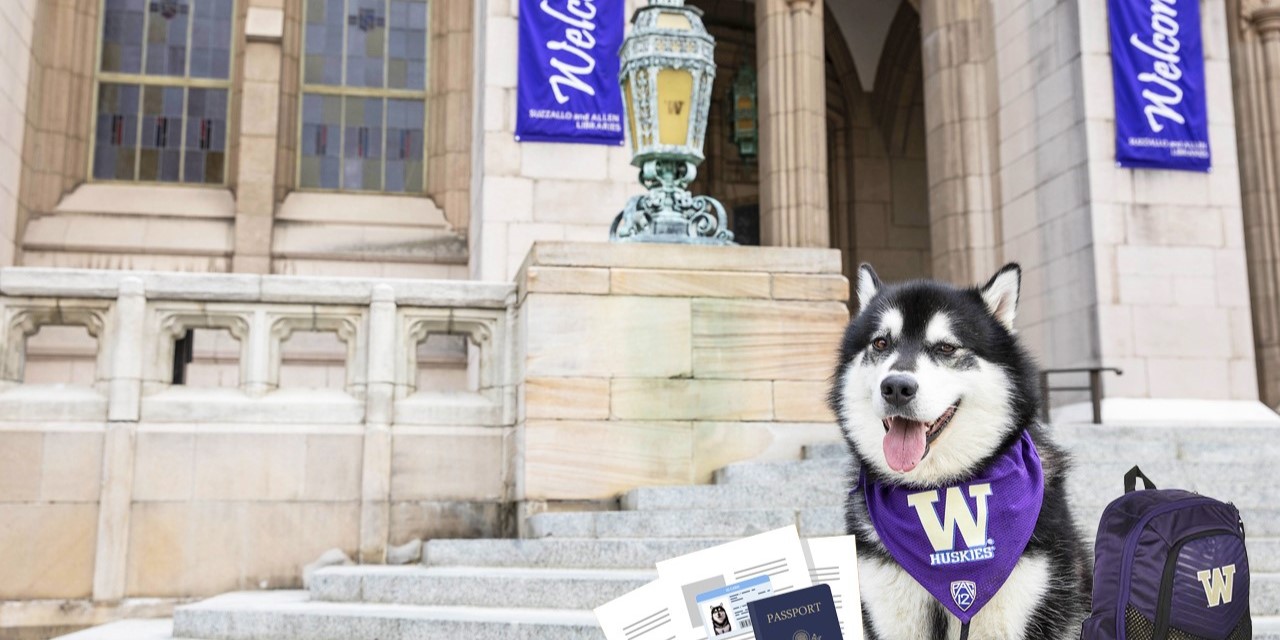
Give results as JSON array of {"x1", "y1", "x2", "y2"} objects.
[{"x1": 745, "y1": 584, "x2": 842, "y2": 640}]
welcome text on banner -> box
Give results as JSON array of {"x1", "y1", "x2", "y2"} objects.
[
  {"x1": 1108, "y1": 0, "x2": 1211, "y2": 171},
  {"x1": 515, "y1": 0, "x2": 626, "y2": 146}
]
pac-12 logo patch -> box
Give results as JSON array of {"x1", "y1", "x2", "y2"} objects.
[{"x1": 950, "y1": 580, "x2": 977, "y2": 611}]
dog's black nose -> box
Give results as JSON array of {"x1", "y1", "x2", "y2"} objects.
[{"x1": 880, "y1": 374, "x2": 918, "y2": 407}]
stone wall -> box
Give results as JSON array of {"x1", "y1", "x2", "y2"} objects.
[
  {"x1": 470, "y1": 1, "x2": 645, "y2": 281},
  {"x1": 1078, "y1": 0, "x2": 1256, "y2": 401},
  {"x1": 511, "y1": 242, "x2": 847, "y2": 520},
  {"x1": 983, "y1": 0, "x2": 1257, "y2": 404}
]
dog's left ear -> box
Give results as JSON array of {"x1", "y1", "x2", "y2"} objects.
[{"x1": 981, "y1": 263, "x2": 1021, "y2": 330}]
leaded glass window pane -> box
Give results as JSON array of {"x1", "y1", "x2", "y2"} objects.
[
  {"x1": 387, "y1": 0, "x2": 427, "y2": 90},
  {"x1": 184, "y1": 88, "x2": 228, "y2": 183},
  {"x1": 138, "y1": 85, "x2": 185, "y2": 181},
  {"x1": 93, "y1": 83, "x2": 142, "y2": 180},
  {"x1": 343, "y1": 97, "x2": 384, "y2": 190},
  {"x1": 300, "y1": 94, "x2": 343, "y2": 189},
  {"x1": 385, "y1": 98, "x2": 423, "y2": 192},
  {"x1": 102, "y1": 0, "x2": 146, "y2": 74},
  {"x1": 345, "y1": 0, "x2": 386, "y2": 88},
  {"x1": 304, "y1": 0, "x2": 345, "y2": 86},
  {"x1": 94, "y1": 0, "x2": 234, "y2": 184},
  {"x1": 300, "y1": 0, "x2": 428, "y2": 193},
  {"x1": 190, "y1": 0, "x2": 234, "y2": 79},
  {"x1": 145, "y1": 0, "x2": 190, "y2": 76}
]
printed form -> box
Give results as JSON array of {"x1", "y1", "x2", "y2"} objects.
[
  {"x1": 804, "y1": 535, "x2": 865, "y2": 640},
  {"x1": 596, "y1": 527, "x2": 865, "y2": 640},
  {"x1": 595, "y1": 578, "x2": 694, "y2": 640},
  {"x1": 655, "y1": 526, "x2": 813, "y2": 640}
]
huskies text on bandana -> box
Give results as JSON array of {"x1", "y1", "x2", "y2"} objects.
[{"x1": 861, "y1": 430, "x2": 1044, "y2": 623}]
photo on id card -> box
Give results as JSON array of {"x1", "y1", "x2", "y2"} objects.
[{"x1": 695, "y1": 575, "x2": 773, "y2": 638}]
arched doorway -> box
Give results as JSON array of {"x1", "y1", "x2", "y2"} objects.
[
  {"x1": 826, "y1": 0, "x2": 931, "y2": 286},
  {"x1": 692, "y1": 0, "x2": 932, "y2": 290}
]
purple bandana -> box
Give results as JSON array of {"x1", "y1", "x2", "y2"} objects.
[{"x1": 862, "y1": 430, "x2": 1043, "y2": 623}]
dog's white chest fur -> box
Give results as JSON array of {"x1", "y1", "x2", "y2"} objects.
[{"x1": 859, "y1": 552, "x2": 1054, "y2": 640}]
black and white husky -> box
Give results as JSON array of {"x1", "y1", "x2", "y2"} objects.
[{"x1": 829, "y1": 263, "x2": 1091, "y2": 640}]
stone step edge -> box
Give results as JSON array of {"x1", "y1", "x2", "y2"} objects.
[{"x1": 173, "y1": 591, "x2": 599, "y2": 624}]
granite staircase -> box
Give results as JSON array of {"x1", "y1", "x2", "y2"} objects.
[{"x1": 61, "y1": 422, "x2": 1280, "y2": 639}]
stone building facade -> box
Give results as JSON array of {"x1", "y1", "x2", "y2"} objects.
[{"x1": 3, "y1": 0, "x2": 1280, "y2": 630}]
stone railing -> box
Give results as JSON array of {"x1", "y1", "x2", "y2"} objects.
[{"x1": 0, "y1": 268, "x2": 516, "y2": 604}]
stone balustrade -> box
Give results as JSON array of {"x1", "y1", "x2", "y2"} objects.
[{"x1": 0, "y1": 268, "x2": 517, "y2": 605}]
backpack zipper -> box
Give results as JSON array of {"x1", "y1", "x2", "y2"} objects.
[
  {"x1": 1115, "y1": 497, "x2": 1220, "y2": 640},
  {"x1": 1151, "y1": 528, "x2": 1239, "y2": 638}
]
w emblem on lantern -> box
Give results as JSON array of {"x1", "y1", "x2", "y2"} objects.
[{"x1": 950, "y1": 580, "x2": 977, "y2": 612}]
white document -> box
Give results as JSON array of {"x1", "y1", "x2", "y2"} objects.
[
  {"x1": 595, "y1": 578, "x2": 695, "y2": 640},
  {"x1": 804, "y1": 535, "x2": 865, "y2": 640},
  {"x1": 655, "y1": 525, "x2": 813, "y2": 640}
]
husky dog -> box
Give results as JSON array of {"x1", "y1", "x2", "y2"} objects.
[{"x1": 829, "y1": 264, "x2": 1091, "y2": 640}]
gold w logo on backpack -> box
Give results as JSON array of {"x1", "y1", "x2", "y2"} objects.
[{"x1": 1195, "y1": 564, "x2": 1237, "y2": 607}]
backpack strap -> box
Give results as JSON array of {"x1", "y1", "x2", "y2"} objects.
[{"x1": 1124, "y1": 465, "x2": 1156, "y2": 493}]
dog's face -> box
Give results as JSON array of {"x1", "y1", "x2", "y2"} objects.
[{"x1": 830, "y1": 263, "x2": 1038, "y2": 487}]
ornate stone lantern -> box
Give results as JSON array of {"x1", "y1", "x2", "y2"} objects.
[{"x1": 610, "y1": 0, "x2": 734, "y2": 245}]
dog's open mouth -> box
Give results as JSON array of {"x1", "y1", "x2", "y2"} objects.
[{"x1": 881, "y1": 403, "x2": 959, "y2": 473}]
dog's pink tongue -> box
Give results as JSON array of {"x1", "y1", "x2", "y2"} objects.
[{"x1": 883, "y1": 417, "x2": 927, "y2": 472}]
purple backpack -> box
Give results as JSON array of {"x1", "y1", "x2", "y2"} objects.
[{"x1": 1081, "y1": 466, "x2": 1251, "y2": 639}]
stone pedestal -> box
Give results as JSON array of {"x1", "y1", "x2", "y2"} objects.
[{"x1": 511, "y1": 242, "x2": 848, "y2": 525}]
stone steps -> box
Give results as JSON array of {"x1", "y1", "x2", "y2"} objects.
[
  {"x1": 310, "y1": 566, "x2": 654, "y2": 610},
  {"x1": 802, "y1": 424, "x2": 1280, "y2": 463},
  {"x1": 421, "y1": 537, "x2": 735, "y2": 569},
  {"x1": 57, "y1": 424, "x2": 1280, "y2": 640},
  {"x1": 527, "y1": 506, "x2": 842, "y2": 539},
  {"x1": 169, "y1": 591, "x2": 602, "y2": 640}
]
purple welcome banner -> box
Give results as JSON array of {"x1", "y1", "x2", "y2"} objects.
[
  {"x1": 1109, "y1": 0, "x2": 1211, "y2": 171},
  {"x1": 515, "y1": 0, "x2": 625, "y2": 145}
]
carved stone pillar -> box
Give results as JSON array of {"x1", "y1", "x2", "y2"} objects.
[
  {"x1": 756, "y1": 0, "x2": 830, "y2": 248},
  {"x1": 918, "y1": 0, "x2": 1001, "y2": 284},
  {"x1": 232, "y1": 5, "x2": 285, "y2": 274},
  {"x1": 1230, "y1": 0, "x2": 1280, "y2": 407}
]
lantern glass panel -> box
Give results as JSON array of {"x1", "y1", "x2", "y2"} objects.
[
  {"x1": 656, "y1": 11, "x2": 692, "y2": 30},
  {"x1": 657, "y1": 68, "x2": 693, "y2": 146},
  {"x1": 624, "y1": 79, "x2": 639, "y2": 154}
]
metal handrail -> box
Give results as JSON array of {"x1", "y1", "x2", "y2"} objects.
[{"x1": 1039, "y1": 367, "x2": 1124, "y2": 424}]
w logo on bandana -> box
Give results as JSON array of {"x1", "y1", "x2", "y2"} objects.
[
  {"x1": 906, "y1": 483, "x2": 996, "y2": 566},
  {"x1": 951, "y1": 581, "x2": 977, "y2": 611}
]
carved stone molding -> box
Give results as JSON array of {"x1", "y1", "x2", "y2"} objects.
[{"x1": 1253, "y1": 4, "x2": 1280, "y2": 35}]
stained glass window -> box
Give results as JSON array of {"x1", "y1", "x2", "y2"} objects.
[
  {"x1": 300, "y1": 0, "x2": 428, "y2": 192},
  {"x1": 93, "y1": 0, "x2": 234, "y2": 184}
]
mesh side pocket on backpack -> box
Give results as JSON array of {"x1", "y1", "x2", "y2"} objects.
[
  {"x1": 1124, "y1": 605, "x2": 1156, "y2": 640},
  {"x1": 1124, "y1": 604, "x2": 1252, "y2": 640}
]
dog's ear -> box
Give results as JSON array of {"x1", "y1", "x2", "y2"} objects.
[
  {"x1": 981, "y1": 263, "x2": 1021, "y2": 330},
  {"x1": 856, "y1": 263, "x2": 882, "y2": 313}
]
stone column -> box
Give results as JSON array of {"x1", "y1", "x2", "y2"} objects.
[
  {"x1": 756, "y1": 0, "x2": 830, "y2": 248},
  {"x1": 1231, "y1": 2, "x2": 1280, "y2": 408},
  {"x1": 359, "y1": 284, "x2": 396, "y2": 562},
  {"x1": 918, "y1": 0, "x2": 1001, "y2": 284},
  {"x1": 232, "y1": 5, "x2": 285, "y2": 274},
  {"x1": 92, "y1": 278, "x2": 145, "y2": 601}
]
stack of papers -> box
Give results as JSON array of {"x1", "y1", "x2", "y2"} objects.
[{"x1": 594, "y1": 525, "x2": 863, "y2": 640}]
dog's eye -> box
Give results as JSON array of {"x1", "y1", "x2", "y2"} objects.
[
  {"x1": 872, "y1": 337, "x2": 889, "y2": 351},
  {"x1": 935, "y1": 343, "x2": 957, "y2": 355}
]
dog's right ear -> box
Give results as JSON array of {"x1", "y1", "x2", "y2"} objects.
[{"x1": 856, "y1": 263, "x2": 882, "y2": 313}]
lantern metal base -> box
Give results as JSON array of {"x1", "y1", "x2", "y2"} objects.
[{"x1": 609, "y1": 159, "x2": 735, "y2": 245}]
